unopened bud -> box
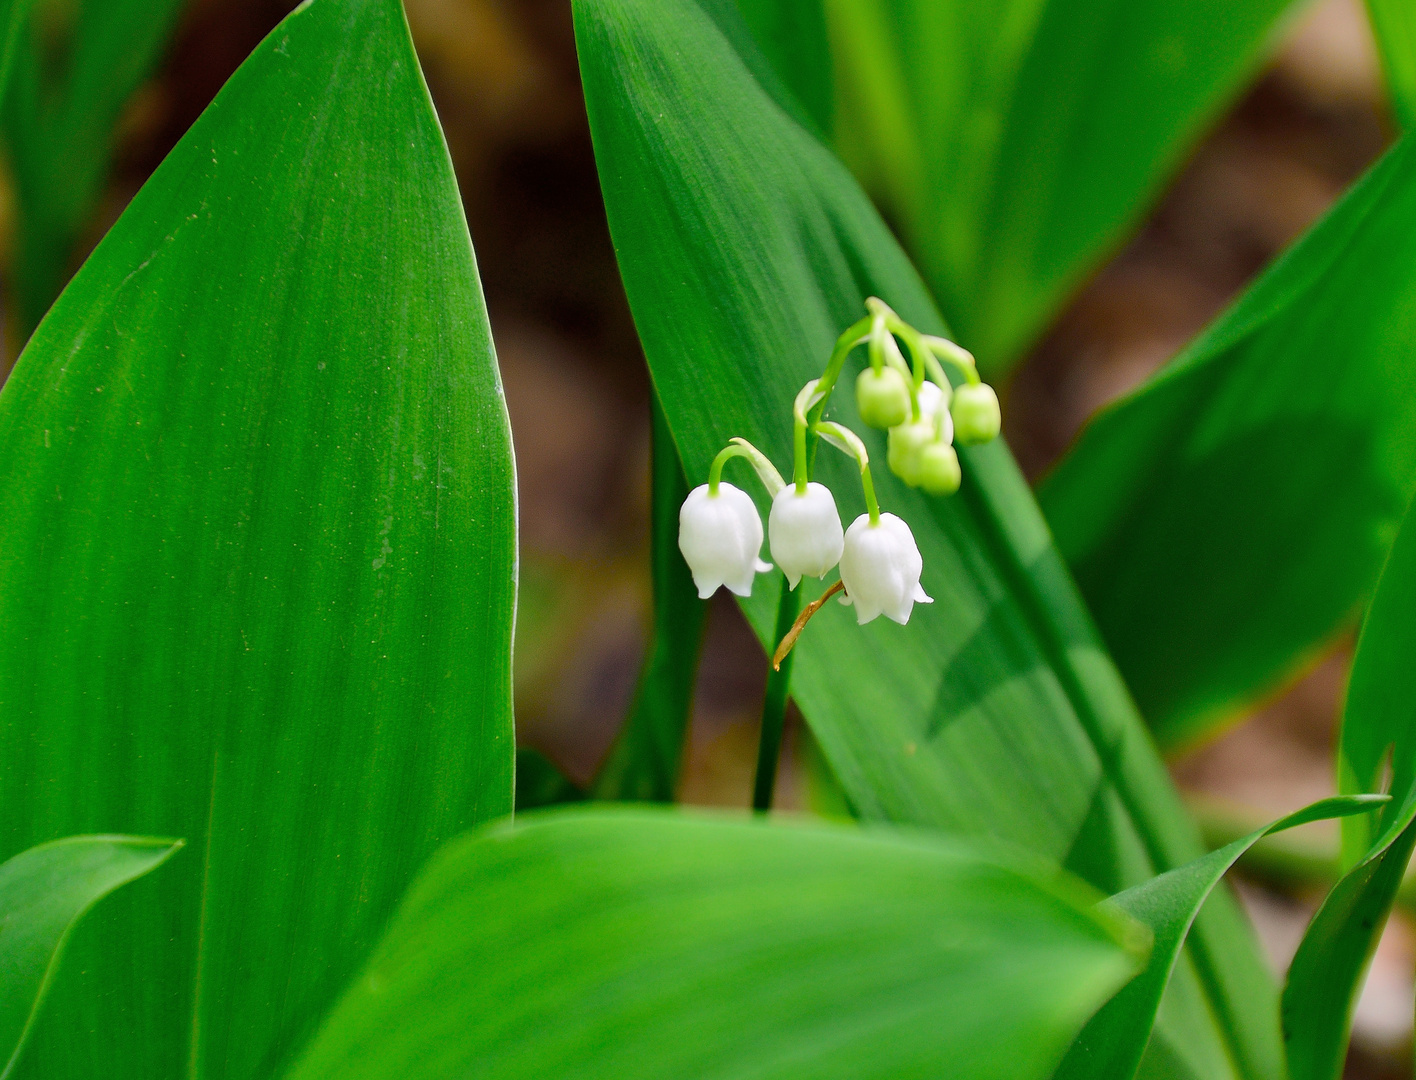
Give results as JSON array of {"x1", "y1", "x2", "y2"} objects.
[
  {"x1": 951, "y1": 383, "x2": 1001, "y2": 445},
  {"x1": 917, "y1": 442, "x2": 961, "y2": 496},
  {"x1": 886, "y1": 420, "x2": 934, "y2": 487},
  {"x1": 855, "y1": 367, "x2": 911, "y2": 430}
]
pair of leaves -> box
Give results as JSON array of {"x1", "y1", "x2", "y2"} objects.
[
  {"x1": 575, "y1": 1, "x2": 1282, "y2": 1077},
  {"x1": 825, "y1": 0, "x2": 1300, "y2": 372},
  {"x1": 0, "y1": 1, "x2": 515, "y2": 1078}
]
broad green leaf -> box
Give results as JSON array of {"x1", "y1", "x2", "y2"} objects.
[
  {"x1": 0, "y1": 835, "x2": 181, "y2": 1079},
  {"x1": 828, "y1": 0, "x2": 1301, "y2": 372},
  {"x1": 574, "y1": 2, "x2": 1283, "y2": 1077},
  {"x1": 5, "y1": 0, "x2": 189, "y2": 338},
  {"x1": 591, "y1": 397, "x2": 707, "y2": 801},
  {"x1": 1282, "y1": 495, "x2": 1416, "y2": 1080},
  {"x1": 0, "y1": 0, "x2": 515, "y2": 1076},
  {"x1": 1368, "y1": 0, "x2": 1416, "y2": 128},
  {"x1": 288, "y1": 808, "x2": 1146, "y2": 1080},
  {"x1": 1058, "y1": 796, "x2": 1385, "y2": 1080},
  {"x1": 1041, "y1": 137, "x2": 1416, "y2": 753}
]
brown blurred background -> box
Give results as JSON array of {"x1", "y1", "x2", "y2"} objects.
[{"x1": 0, "y1": 0, "x2": 1405, "y2": 1073}]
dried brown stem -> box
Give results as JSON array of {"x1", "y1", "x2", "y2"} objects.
[{"x1": 772, "y1": 579, "x2": 845, "y2": 670}]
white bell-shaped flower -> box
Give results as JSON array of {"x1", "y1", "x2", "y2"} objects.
[
  {"x1": 837, "y1": 512, "x2": 933, "y2": 625},
  {"x1": 678, "y1": 482, "x2": 772, "y2": 599},
  {"x1": 768, "y1": 482, "x2": 844, "y2": 589}
]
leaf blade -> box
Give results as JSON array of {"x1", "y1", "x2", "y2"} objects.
[
  {"x1": 1041, "y1": 136, "x2": 1416, "y2": 752},
  {"x1": 0, "y1": 835, "x2": 181, "y2": 1079},
  {"x1": 1282, "y1": 494, "x2": 1416, "y2": 1080},
  {"x1": 0, "y1": 1, "x2": 516, "y2": 1076},
  {"x1": 288, "y1": 808, "x2": 1146, "y2": 1080},
  {"x1": 1058, "y1": 795, "x2": 1385, "y2": 1080}
]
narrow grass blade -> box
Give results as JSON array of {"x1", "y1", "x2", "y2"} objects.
[{"x1": 1283, "y1": 495, "x2": 1416, "y2": 1080}]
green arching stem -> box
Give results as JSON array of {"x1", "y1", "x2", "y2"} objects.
[
  {"x1": 814, "y1": 421, "x2": 880, "y2": 525},
  {"x1": 791, "y1": 379, "x2": 823, "y2": 494},
  {"x1": 923, "y1": 334, "x2": 981, "y2": 386},
  {"x1": 866, "y1": 312, "x2": 887, "y2": 373},
  {"x1": 860, "y1": 464, "x2": 881, "y2": 525},
  {"x1": 707, "y1": 438, "x2": 785, "y2": 496}
]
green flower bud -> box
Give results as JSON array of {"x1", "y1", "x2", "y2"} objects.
[
  {"x1": 950, "y1": 382, "x2": 1001, "y2": 444},
  {"x1": 887, "y1": 420, "x2": 934, "y2": 487},
  {"x1": 855, "y1": 366, "x2": 911, "y2": 430},
  {"x1": 917, "y1": 442, "x2": 961, "y2": 496}
]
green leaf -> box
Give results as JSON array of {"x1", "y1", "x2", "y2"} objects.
[
  {"x1": 574, "y1": 2, "x2": 1283, "y2": 1077},
  {"x1": 5, "y1": 0, "x2": 189, "y2": 337},
  {"x1": 591, "y1": 396, "x2": 707, "y2": 801},
  {"x1": 0, "y1": 0, "x2": 515, "y2": 1076},
  {"x1": 1282, "y1": 495, "x2": 1416, "y2": 1080},
  {"x1": 0, "y1": 835, "x2": 181, "y2": 1079},
  {"x1": 288, "y1": 808, "x2": 1147, "y2": 1080},
  {"x1": 1041, "y1": 137, "x2": 1416, "y2": 753},
  {"x1": 829, "y1": 0, "x2": 1299, "y2": 372},
  {"x1": 1058, "y1": 795, "x2": 1386, "y2": 1080},
  {"x1": 1368, "y1": 0, "x2": 1416, "y2": 128}
]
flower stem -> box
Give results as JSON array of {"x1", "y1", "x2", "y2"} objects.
[{"x1": 753, "y1": 581, "x2": 801, "y2": 812}]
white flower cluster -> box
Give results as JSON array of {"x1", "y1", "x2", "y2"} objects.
[{"x1": 677, "y1": 299, "x2": 1000, "y2": 652}]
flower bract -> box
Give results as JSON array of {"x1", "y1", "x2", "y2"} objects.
[
  {"x1": 768, "y1": 482, "x2": 844, "y2": 589},
  {"x1": 837, "y1": 512, "x2": 933, "y2": 625},
  {"x1": 678, "y1": 482, "x2": 771, "y2": 598}
]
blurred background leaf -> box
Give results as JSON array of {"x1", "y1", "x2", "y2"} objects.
[
  {"x1": 0, "y1": 1, "x2": 516, "y2": 1078},
  {"x1": 1283, "y1": 494, "x2": 1416, "y2": 1080},
  {"x1": 288, "y1": 809, "x2": 1146, "y2": 1080},
  {"x1": 575, "y1": 1, "x2": 1286, "y2": 1077},
  {"x1": 0, "y1": 835, "x2": 181, "y2": 1078},
  {"x1": 1041, "y1": 135, "x2": 1416, "y2": 753},
  {"x1": 825, "y1": 0, "x2": 1304, "y2": 374},
  {"x1": 3, "y1": 0, "x2": 188, "y2": 342},
  {"x1": 1366, "y1": 0, "x2": 1416, "y2": 127},
  {"x1": 590, "y1": 398, "x2": 707, "y2": 801}
]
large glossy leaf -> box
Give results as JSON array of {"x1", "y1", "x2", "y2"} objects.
[
  {"x1": 0, "y1": 0, "x2": 516, "y2": 1076},
  {"x1": 828, "y1": 0, "x2": 1299, "y2": 372},
  {"x1": 1058, "y1": 795, "x2": 1385, "y2": 1080},
  {"x1": 1041, "y1": 137, "x2": 1416, "y2": 752},
  {"x1": 288, "y1": 808, "x2": 1146, "y2": 1080},
  {"x1": 574, "y1": 2, "x2": 1282, "y2": 1078},
  {"x1": 1368, "y1": 0, "x2": 1416, "y2": 128},
  {"x1": 0, "y1": 835, "x2": 181, "y2": 1078},
  {"x1": 4, "y1": 0, "x2": 189, "y2": 338},
  {"x1": 1282, "y1": 496, "x2": 1416, "y2": 1080}
]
